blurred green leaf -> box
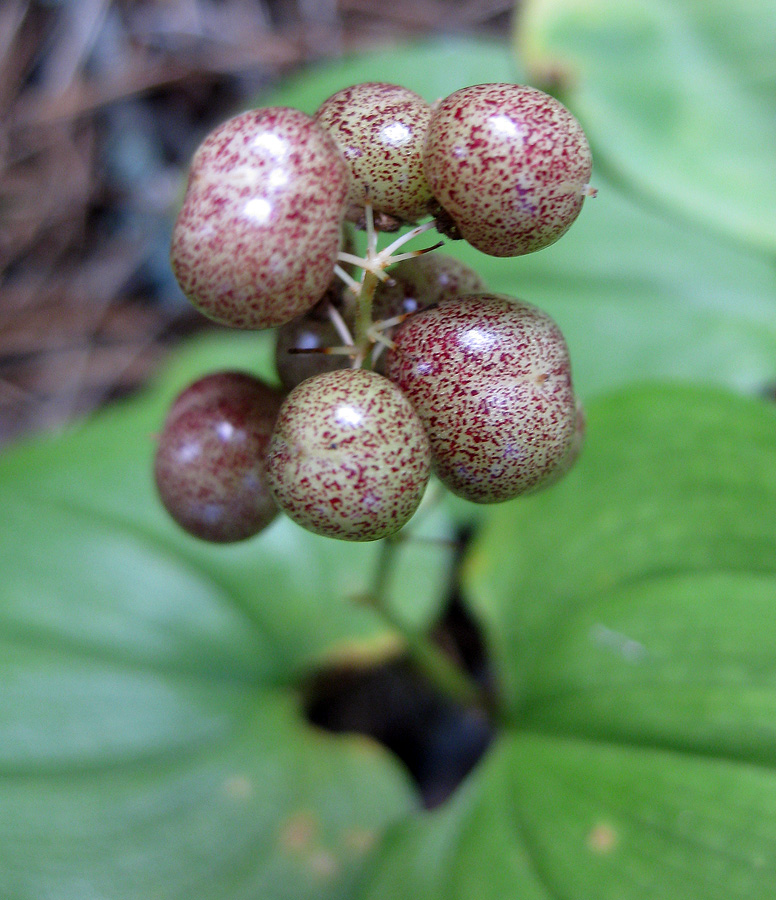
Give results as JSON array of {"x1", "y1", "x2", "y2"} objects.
[
  {"x1": 357, "y1": 731, "x2": 776, "y2": 899},
  {"x1": 464, "y1": 386, "x2": 776, "y2": 734},
  {"x1": 3, "y1": 689, "x2": 413, "y2": 900},
  {"x1": 452, "y1": 173, "x2": 776, "y2": 396},
  {"x1": 516, "y1": 0, "x2": 776, "y2": 254},
  {"x1": 678, "y1": 0, "x2": 776, "y2": 99},
  {"x1": 263, "y1": 38, "x2": 522, "y2": 112}
]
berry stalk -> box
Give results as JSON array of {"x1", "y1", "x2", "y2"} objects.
[
  {"x1": 353, "y1": 268, "x2": 380, "y2": 365},
  {"x1": 337, "y1": 201, "x2": 441, "y2": 367},
  {"x1": 366, "y1": 535, "x2": 486, "y2": 711}
]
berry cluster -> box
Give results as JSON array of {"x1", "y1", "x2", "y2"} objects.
[{"x1": 156, "y1": 81, "x2": 593, "y2": 543}]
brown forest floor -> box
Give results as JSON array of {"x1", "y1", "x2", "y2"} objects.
[{"x1": 0, "y1": 0, "x2": 514, "y2": 445}]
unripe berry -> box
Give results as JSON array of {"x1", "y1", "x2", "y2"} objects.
[
  {"x1": 154, "y1": 372, "x2": 284, "y2": 542},
  {"x1": 315, "y1": 83, "x2": 433, "y2": 225},
  {"x1": 385, "y1": 294, "x2": 576, "y2": 502},
  {"x1": 171, "y1": 107, "x2": 349, "y2": 329},
  {"x1": 423, "y1": 84, "x2": 592, "y2": 256},
  {"x1": 266, "y1": 368, "x2": 431, "y2": 541}
]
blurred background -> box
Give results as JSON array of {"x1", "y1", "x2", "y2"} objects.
[{"x1": 0, "y1": 0, "x2": 514, "y2": 445}]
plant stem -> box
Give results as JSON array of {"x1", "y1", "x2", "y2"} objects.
[
  {"x1": 336, "y1": 213, "x2": 484, "y2": 710},
  {"x1": 367, "y1": 537, "x2": 484, "y2": 710},
  {"x1": 354, "y1": 268, "x2": 379, "y2": 357}
]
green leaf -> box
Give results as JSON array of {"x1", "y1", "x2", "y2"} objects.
[
  {"x1": 262, "y1": 37, "x2": 523, "y2": 112},
  {"x1": 3, "y1": 691, "x2": 413, "y2": 900},
  {"x1": 516, "y1": 0, "x2": 776, "y2": 254},
  {"x1": 357, "y1": 733, "x2": 776, "y2": 899},
  {"x1": 0, "y1": 330, "x2": 466, "y2": 898},
  {"x1": 1, "y1": 331, "x2": 455, "y2": 671},
  {"x1": 357, "y1": 385, "x2": 776, "y2": 898},
  {"x1": 452, "y1": 173, "x2": 776, "y2": 397},
  {"x1": 677, "y1": 0, "x2": 776, "y2": 100},
  {"x1": 464, "y1": 385, "x2": 776, "y2": 736}
]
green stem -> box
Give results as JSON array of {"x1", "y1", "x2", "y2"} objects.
[
  {"x1": 354, "y1": 268, "x2": 379, "y2": 359},
  {"x1": 343, "y1": 218, "x2": 487, "y2": 712},
  {"x1": 368, "y1": 537, "x2": 485, "y2": 710}
]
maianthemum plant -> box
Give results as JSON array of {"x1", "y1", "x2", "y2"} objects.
[
  {"x1": 159, "y1": 78, "x2": 592, "y2": 542},
  {"x1": 2, "y1": 2, "x2": 776, "y2": 897}
]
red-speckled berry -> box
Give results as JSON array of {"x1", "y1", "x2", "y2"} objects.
[
  {"x1": 171, "y1": 107, "x2": 350, "y2": 329},
  {"x1": 316, "y1": 83, "x2": 433, "y2": 225},
  {"x1": 423, "y1": 84, "x2": 592, "y2": 256},
  {"x1": 274, "y1": 292, "x2": 352, "y2": 391},
  {"x1": 528, "y1": 396, "x2": 585, "y2": 493},
  {"x1": 266, "y1": 368, "x2": 431, "y2": 541},
  {"x1": 155, "y1": 372, "x2": 284, "y2": 542},
  {"x1": 384, "y1": 294, "x2": 576, "y2": 502}
]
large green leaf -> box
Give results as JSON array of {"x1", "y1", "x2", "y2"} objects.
[
  {"x1": 678, "y1": 0, "x2": 776, "y2": 100},
  {"x1": 3, "y1": 690, "x2": 412, "y2": 900},
  {"x1": 516, "y1": 0, "x2": 776, "y2": 255},
  {"x1": 357, "y1": 732, "x2": 776, "y2": 899},
  {"x1": 0, "y1": 331, "x2": 464, "y2": 898},
  {"x1": 1, "y1": 331, "x2": 454, "y2": 669},
  {"x1": 356, "y1": 384, "x2": 776, "y2": 898},
  {"x1": 465, "y1": 386, "x2": 776, "y2": 730}
]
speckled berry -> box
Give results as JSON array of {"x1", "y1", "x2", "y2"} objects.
[
  {"x1": 528, "y1": 396, "x2": 585, "y2": 493},
  {"x1": 384, "y1": 294, "x2": 576, "y2": 502},
  {"x1": 423, "y1": 84, "x2": 592, "y2": 257},
  {"x1": 372, "y1": 253, "x2": 487, "y2": 321},
  {"x1": 266, "y1": 368, "x2": 431, "y2": 541},
  {"x1": 274, "y1": 292, "x2": 352, "y2": 391},
  {"x1": 154, "y1": 372, "x2": 284, "y2": 542},
  {"x1": 164, "y1": 370, "x2": 270, "y2": 424},
  {"x1": 372, "y1": 253, "x2": 488, "y2": 373},
  {"x1": 316, "y1": 83, "x2": 433, "y2": 225},
  {"x1": 171, "y1": 107, "x2": 349, "y2": 329}
]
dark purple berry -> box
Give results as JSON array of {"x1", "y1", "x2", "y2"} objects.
[
  {"x1": 155, "y1": 372, "x2": 284, "y2": 542},
  {"x1": 274, "y1": 294, "x2": 352, "y2": 391}
]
